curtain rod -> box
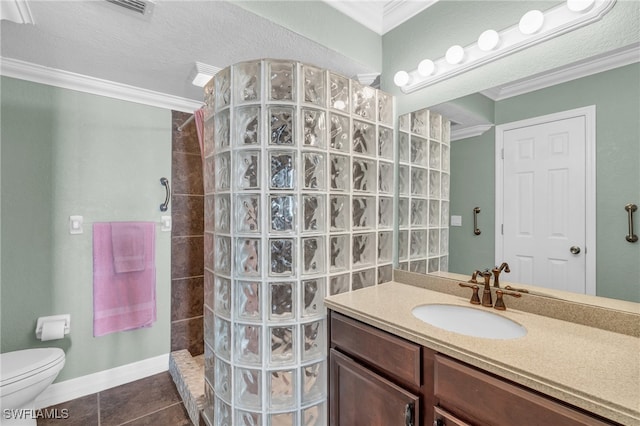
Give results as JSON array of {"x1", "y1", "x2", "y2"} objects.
[{"x1": 177, "y1": 114, "x2": 195, "y2": 132}]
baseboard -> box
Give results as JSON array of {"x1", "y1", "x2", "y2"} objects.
[{"x1": 34, "y1": 353, "x2": 170, "y2": 409}]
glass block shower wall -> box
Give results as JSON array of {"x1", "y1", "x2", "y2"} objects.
[
  {"x1": 202, "y1": 60, "x2": 395, "y2": 426},
  {"x1": 397, "y1": 109, "x2": 451, "y2": 274}
]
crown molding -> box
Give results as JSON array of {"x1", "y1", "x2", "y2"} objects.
[
  {"x1": 451, "y1": 124, "x2": 494, "y2": 142},
  {"x1": 382, "y1": 0, "x2": 438, "y2": 34},
  {"x1": 480, "y1": 43, "x2": 640, "y2": 101},
  {"x1": 324, "y1": 1, "x2": 382, "y2": 34},
  {"x1": 0, "y1": 0, "x2": 35, "y2": 25},
  {"x1": 0, "y1": 57, "x2": 203, "y2": 113}
]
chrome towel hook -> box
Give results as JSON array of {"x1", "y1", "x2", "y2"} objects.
[
  {"x1": 625, "y1": 203, "x2": 638, "y2": 243},
  {"x1": 160, "y1": 177, "x2": 171, "y2": 212}
]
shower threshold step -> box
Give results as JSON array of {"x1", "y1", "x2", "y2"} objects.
[{"x1": 169, "y1": 349, "x2": 205, "y2": 426}]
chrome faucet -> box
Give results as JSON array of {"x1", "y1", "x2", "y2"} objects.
[{"x1": 492, "y1": 262, "x2": 510, "y2": 288}]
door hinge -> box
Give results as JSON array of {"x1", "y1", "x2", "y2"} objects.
[{"x1": 501, "y1": 224, "x2": 504, "y2": 235}]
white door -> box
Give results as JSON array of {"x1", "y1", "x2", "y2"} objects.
[{"x1": 496, "y1": 107, "x2": 595, "y2": 295}]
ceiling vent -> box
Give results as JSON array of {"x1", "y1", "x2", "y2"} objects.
[{"x1": 105, "y1": 0, "x2": 154, "y2": 16}]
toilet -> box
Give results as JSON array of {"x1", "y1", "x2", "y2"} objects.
[{"x1": 0, "y1": 348, "x2": 65, "y2": 426}]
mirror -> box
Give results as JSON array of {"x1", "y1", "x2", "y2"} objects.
[{"x1": 400, "y1": 57, "x2": 640, "y2": 304}]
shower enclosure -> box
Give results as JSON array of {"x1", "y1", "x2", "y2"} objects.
[{"x1": 201, "y1": 59, "x2": 396, "y2": 425}]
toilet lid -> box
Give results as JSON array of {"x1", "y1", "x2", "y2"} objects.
[{"x1": 0, "y1": 348, "x2": 65, "y2": 386}]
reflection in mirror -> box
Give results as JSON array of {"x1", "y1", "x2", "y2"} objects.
[{"x1": 404, "y1": 56, "x2": 639, "y2": 303}]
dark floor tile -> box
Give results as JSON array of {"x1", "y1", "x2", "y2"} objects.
[
  {"x1": 171, "y1": 194, "x2": 204, "y2": 237},
  {"x1": 171, "y1": 277, "x2": 204, "y2": 321},
  {"x1": 171, "y1": 236, "x2": 204, "y2": 279},
  {"x1": 171, "y1": 317, "x2": 204, "y2": 356},
  {"x1": 39, "y1": 394, "x2": 99, "y2": 426},
  {"x1": 99, "y1": 372, "x2": 181, "y2": 426},
  {"x1": 121, "y1": 402, "x2": 193, "y2": 426},
  {"x1": 172, "y1": 152, "x2": 203, "y2": 195}
]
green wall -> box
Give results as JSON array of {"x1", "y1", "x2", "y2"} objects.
[
  {"x1": 1, "y1": 77, "x2": 172, "y2": 381},
  {"x1": 449, "y1": 64, "x2": 640, "y2": 302}
]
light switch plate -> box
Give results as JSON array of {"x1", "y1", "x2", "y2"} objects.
[
  {"x1": 161, "y1": 215, "x2": 172, "y2": 232},
  {"x1": 69, "y1": 215, "x2": 83, "y2": 234},
  {"x1": 451, "y1": 215, "x2": 462, "y2": 227}
]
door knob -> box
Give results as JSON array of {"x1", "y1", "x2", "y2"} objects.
[{"x1": 570, "y1": 246, "x2": 581, "y2": 254}]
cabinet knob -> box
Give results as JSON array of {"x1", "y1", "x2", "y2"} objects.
[{"x1": 434, "y1": 419, "x2": 445, "y2": 426}]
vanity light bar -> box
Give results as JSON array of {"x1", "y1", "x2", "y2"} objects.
[{"x1": 394, "y1": 0, "x2": 616, "y2": 94}]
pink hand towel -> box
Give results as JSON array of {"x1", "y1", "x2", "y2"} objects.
[
  {"x1": 111, "y1": 223, "x2": 145, "y2": 273},
  {"x1": 93, "y1": 222, "x2": 156, "y2": 337}
]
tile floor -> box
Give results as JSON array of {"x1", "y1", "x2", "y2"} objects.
[{"x1": 39, "y1": 372, "x2": 194, "y2": 426}]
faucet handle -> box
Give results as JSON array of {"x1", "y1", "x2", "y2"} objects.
[
  {"x1": 459, "y1": 283, "x2": 481, "y2": 305},
  {"x1": 494, "y1": 290, "x2": 522, "y2": 311}
]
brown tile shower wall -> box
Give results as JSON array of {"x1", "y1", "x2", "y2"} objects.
[{"x1": 171, "y1": 110, "x2": 204, "y2": 356}]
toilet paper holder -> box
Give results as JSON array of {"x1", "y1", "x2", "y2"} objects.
[{"x1": 35, "y1": 314, "x2": 71, "y2": 340}]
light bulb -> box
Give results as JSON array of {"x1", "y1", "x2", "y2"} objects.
[
  {"x1": 519, "y1": 10, "x2": 545, "y2": 35},
  {"x1": 445, "y1": 45, "x2": 465, "y2": 65},
  {"x1": 393, "y1": 70, "x2": 411, "y2": 87},
  {"x1": 478, "y1": 29, "x2": 500, "y2": 51},
  {"x1": 567, "y1": 0, "x2": 595, "y2": 12},
  {"x1": 417, "y1": 59, "x2": 436, "y2": 77}
]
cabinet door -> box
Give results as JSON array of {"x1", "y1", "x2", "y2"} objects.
[
  {"x1": 330, "y1": 349, "x2": 420, "y2": 426},
  {"x1": 434, "y1": 406, "x2": 472, "y2": 426}
]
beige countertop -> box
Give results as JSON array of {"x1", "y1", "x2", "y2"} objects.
[{"x1": 325, "y1": 281, "x2": 640, "y2": 425}]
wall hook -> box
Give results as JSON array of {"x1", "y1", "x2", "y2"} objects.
[{"x1": 160, "y1": 177, "x2": 171, "y2": 212}]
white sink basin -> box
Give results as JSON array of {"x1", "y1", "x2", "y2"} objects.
[{"x1": 412, "y1": 304, "x2": 527, "y2": 339}]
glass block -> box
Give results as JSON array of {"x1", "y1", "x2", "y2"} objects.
[
  {"x1": 205, "y1": 342, "x2": 214, "y2": 385},
  {"x1": 214, "y1": 236, "x2": 231, "y2": 275},
  {"x1": 442, "y1": 173, "x2": 450, "y2": 199},
  {"x1": 410, "y1": 230, "x2": 427, "y2": 259},
  {"x1": 441, "y1": 228, "x2": 449, "y2": 254},
  {"x1": 411, "y1": 199, "x2": 428, "y2": 226},
  {"x1": 378, "y1": 231, "x2": 392, "y2": 263},
  {"x1": 398, "y1": 261, "x2": 409, "y2": 271},
  {"x1": 302, "y1": 361, "x2": 325, "y2": 403},
  {"x1": 302, "y1": 194, "x2": 325, "y2": 233},
  {"x1": 204, "y1": 384, "x2": 214, "y2": 424},
  {"x1": 236, "y1": 238, "x2": 260, "y2": 277},
  {"x1": 270, "y1": 195, "x2": 295, "y2": 232},
  {"x1": 442, "y1": 145, "x2": 450, "y2": 172},
  {"x1": 378, "y1": 264, "x2": 393, "y2": 284},
  {"x1": 302, "y1": 321, "x2": 324, "y2": 361},
  {"x1": 215, "y1": 194, "x2": 231, "y2": 233},
  {"x1": 302, "y1": 278, "x2": 324, "y2": 317},
  {"x1": 430, "y1": 111, "x2": 442, "y2": 141},
  {"x1": 205, "y1": 233, "x2": 213, "y2": 273},
  {"x1": 352, "y1": 268, "x2": 375, "y2": 290},
  {"x1": 235, "y1": 106, "x2": 260, "y2": 146},
  {"x1": 268, "y1": 370, "x2": 297, "y2": 410},
  {"x1": 329, "y1": 154, "x2": 349, "y2": 191},
  {"x1": 411, "y1": 109, "x2": 428, "y2": 136},
  {"x1": 204, "y1": 307, "x2": 214, "y2": 347},
  {"x1": 428, "y1": 258, "x2": 440, "y2": 273},
  {"x1": 398, "y1": 198, "x2": 409, "y2": 228},
  {"x1": 236, "y1": 150, "x2": 261, "y2": 190},
  {"x1": 303, "y1": 64, "x2": 326, "y2": 106},
  {"x1": 204, "y1": 156, "x2": 215, "y2": 194},
  {"x1": 398, "y1": 165, "x2": 410, "y2": 195},
  {"x1": 236, "y1": 281, "x2": 260, "y2": 322},
  {"x1": 377, "y1": 91, "x2": 393, "y2": 126},
  {"x1": 330, "y1": 195, "x2": 350, "y2": 232},
  {"x1": 302, "y1": 109, "x2": 326, "y2": 148},
  {"x1": 329, "y1": 273, "x2": 350, "y2": 295},
  {"x1": 329, "y1": 113, "x2": 350, "y2": 152},
  {"x1": 429, "y1": 140, "x2": 441, "y2": 169},
  {"x1": 303, "y1": 152, "x2": 325, "y2": 190},
  {"x1": 236, "y1": 194, "x2": 260, "y2": 233},
  {"x1": 429, "y1": 229, "x2": 440, "y2": 256},
  {"x1": 411, "y1": 168, "x2": 428, "y2": 197},
  {"x1": 378, "y1": 126, "x2": 394, "y2": 160},
  {"x1": 214, "y1": 316, "x2": 231, "y2": 360},
  {"x1": 411, "y1": 259, "x2": 428, "y2": 274},
  {"x1": 214, "y1": 109, "x2": 230, "y2": 149},
  {"x1": 270, "y1": 282, "x2": 294, "y2": 320},
  {"x1": 411, "y1": 136, "x2": 428, "y2": 166},
  {"x1": 398, "y1": 230, "x2": 409, "y2": 261},
  {"x1": 352, "y1": 158, "x2": 375, "y2": 192},
  {"x1": 353, "y1": 196, "x2": 375, "y2": 229},
  {"x1": 440, "y1": 255, "x2": 449, "y2": 272},
  {"x1": 269, "y1": 61, "x2": 295, "y2": 101},
  {"x1": 270, "y1": 151, "x2": 296, "y2": 190},
  {"x1": 214, "y1": 396, "x2": 232, "y2": 426},
  {"x1": 270, "y1": 326, "x2": 295, "y2": 364},
  {"x1": 302, "y1": 236, "x2": 325, "y2": 275},
  {"x1": 269, "y1": 107, "x2": 295, "y2": 145},
  {"x1": 443, "y1": 119, "x2": 451, "y2": 144},
  {"x1": 351, "y1": 81, "x2": 375, "y2": 120},
  {"x1": 429, "y1": 170, "x2": 441, "y2": 198},
  {"x1": 329, "y1": 73, "x2": 349, "y2": 111},
  {"x1": 214, "y1": 67, "x2": 231, "y2": 110},
  {"x1": 429, "y1": 200, "x2": 440, "y2": 227},
  {"x1": 303, "y1": 403, "x2": 325, "y2": 426},
  {"x1": 378, "y1": 162, "x2": 393, "y2": 194},
  {"x1": 399, "y1": 132, "x2": 410, "y2": 164},
  {"x1": 270, "y1": 239, "x2": 295, "y2": 276},
  {"x1": 215, "y1": 152, "x2": 231, "y2": 191},
  {"x1": 352, "y1": 233, "x2": 375, "y2": 267},
  {"x1": 234, "y1": 61, "x2": 261, "y2": 103},
  {"x1": 204, "y1": 117, "x2": 214, "y2": 157},
  {"x1": 270, "y1": 411, "x2": 295, "y2": 426},
  {"x1": 235, "y1": 324, "x2": 261, "y2": 366},
  {"x1": 214, "y1": 275, "x2": 231, "y2": 317},
  {"x1": 329, "y1": 235, "x2": 349, "y2": 272},
  {"x1": 237, "y1": 410, "x2": 262, "y2": 426},
  {"x1": 352, "y1": 120, "x2": 375, "y2": 157},
  {"x1": 204, "y1": 270, "x2": 214, "y2": 308},
  {"x1": 441, "y1": 201, "x2": 450, "y2": 226},
  {"x1": 399, "y1": 113, "x2": 411, "y2": 132},
  {"x1": 378, "y1": 197, "x2": 393, "y2": 228}
]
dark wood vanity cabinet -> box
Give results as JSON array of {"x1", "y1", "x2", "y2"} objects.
[{"x1": 328, "y1": 310, "x2": 617, "y2": 426}]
